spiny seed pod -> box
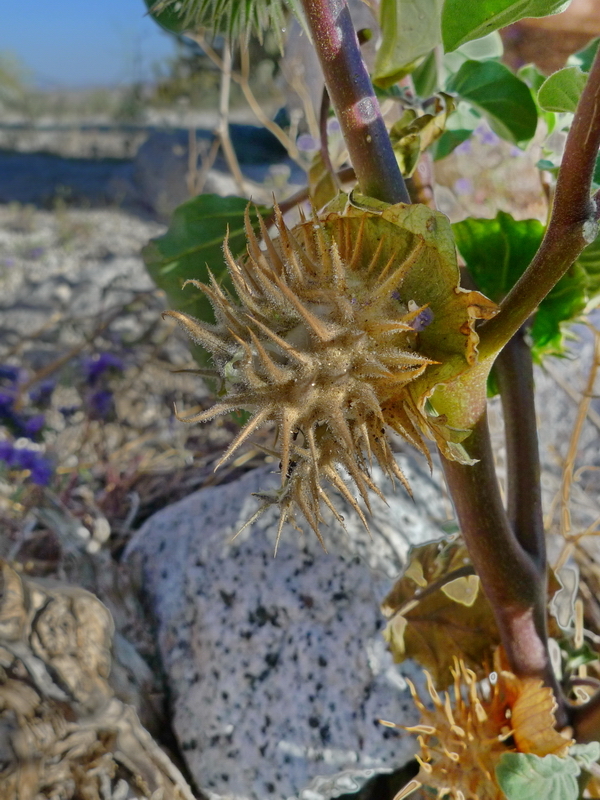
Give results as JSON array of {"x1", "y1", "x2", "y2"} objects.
[{"x1": 165, "y1": 197, "x2": 497, "y2": 548}]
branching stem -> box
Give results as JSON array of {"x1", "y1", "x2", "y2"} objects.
[{"x1": 299, "y1": 0, "x2": 409, "y2": 204}]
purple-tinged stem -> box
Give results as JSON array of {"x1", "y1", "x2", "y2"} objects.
[
  {"x1": 441, "y1": 414, "x2": 565, "y2": 723},
  {"x1": 494, "y1": 326, "x2": 545, "y2": 569},
  {"x1": 300, "y1": 0, "x2": 410, "y2": 204}
]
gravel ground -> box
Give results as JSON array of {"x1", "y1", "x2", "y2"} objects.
[{"x1": 0, "y1": 202, "x2": 268, "y2": 549}]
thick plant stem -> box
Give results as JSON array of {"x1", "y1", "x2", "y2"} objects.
[
  {"x1": 441, "y1": 414, "x2": 565, "y2": 723},
  {"x1": 299, "y1": 0, "x2": 410, "y2": 204},
  {"x1": 479, "y1": 46, "x2": 600, "y2": 357},
  {"x1": 494, "y1": 327, "x2": 545, "y2": 569}
]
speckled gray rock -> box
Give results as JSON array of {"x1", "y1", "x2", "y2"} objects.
[{"x1": 125, "y1": 451, "x2": 448, "y2": 800}]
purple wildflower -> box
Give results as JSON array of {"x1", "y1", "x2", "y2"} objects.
[
  {"x1": 454, "y1": 178, "x2": 474, "y2": 196},
  {"x1": 476, "y1": 127, "x2": 500, "y2": 146},
  {"x1": 0, "y1": 392, "x2": 14, "y2": 413},
  {"x1": 22, "y1": 414, "x2": 45, "y2": 438},
  {"x1": 82, "y1": 353, "x2": 124, "y2": 386},
  {"x1": 0, "y1": 440, "x2": 53, "y2": 485},
  {"x1": 87, "y1": 389, "x2": 115, "y2": 420},
  {"x1": 455, "y1": 139, "x2": 472, "y2": 155},
  {"x1": 29, "y1": 379, "x2": 56, "y2": 407},
  {"x1": 0, "y1": 365, "x2": 21, "y2": 383},
  {"x1": 0, "y1": 441, "x2": 13, "y2": 463},
  {"x1": 59, "y1": 405, "x2": 79, "y2": 418},
  {"x1": 0, "y1": 391, "x2": 45, "y2": 440},
  {"x1": 25, "y1": 247, "x2": 45, "y2": 260},
  {"x1": 297, "y1": 134, "x2": 320, "y2": 152},
  {"x1": 28, "y1": 455, "x2": 53, "y2": 485}
]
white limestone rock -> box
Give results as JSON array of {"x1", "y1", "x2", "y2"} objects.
[{"x1": 125, "y1": 452, "x2": 448, "y2": 800}]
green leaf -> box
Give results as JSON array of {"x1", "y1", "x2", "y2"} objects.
[
  {"x1": 518, "y1": 63, "x2": 556, "y2": 133},
  {"x1": 569, "y1": 36, "x2": 600, "y2": 72},
  {"x1": 442, "y1": 0, "x2": 573, "y2": 52},
  {"x1": 442, "y1": 31, "x2": 504, "y2": 79},
  {"x1": 536, "y1": 158, "x2": 559, "y2": 173},
  {"x1": 538, "y1": 66, "x2": 588, "y2": 113},
  {"x1": 453, "y1": 212, "x2": 543, "y2": 302},
  {"x1": 496, "y1": 752, "x2": 579, "y2": 800},
  {"x1": 446, "y1": 60, "x2": 538, "y2": 144},
  {"x1": 412, "y1": 49, "x2": 439, "y2": 98},
  {"x1": 569, "y1": 742, "x2": 600, "y2": 770},
  {"x1": 432, "y1": 128, "x2": 472, "y2": 160},
  {"x1": 518, "y1": 63, "x2": 547, "y2": 94},
  {"x1": 373, "y1": 0, "x2": 444, "y2": 88},
  {"x1": 456, "y1": 29, "x2": 504, "y2": 60},
  {"x1": 530, "y1": 263, "x2": 588, "y2": 356},
  {"x1": 575, "y1": 231, "x2": 600, "y2": 299},
  {"x1": 453, "y1": 212, "x2": 594, "y2": 358},
  {"x1": 594, "y1": 152, "x2": 600, "y2": 186},
  {"x1": 143, "y1": 194, "x2": 270, "y2": 363}
]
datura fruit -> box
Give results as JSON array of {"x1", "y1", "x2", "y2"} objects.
[{"x1": 166, "y1": 195, "x2": 497, "y2": 547}]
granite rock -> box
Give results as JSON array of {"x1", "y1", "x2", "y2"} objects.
[
  {"x1": 130, "y1": 129, "x2": 305, "y2": 220},
  {"x1": 125, "y1": 452, "x2": 449, "y2": 800}
]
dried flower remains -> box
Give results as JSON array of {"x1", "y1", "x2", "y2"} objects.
[{"x1": 383, "y1": 655, "x2": 574, "y2": 800}]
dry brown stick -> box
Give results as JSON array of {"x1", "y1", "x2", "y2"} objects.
[
  {"x1": 216, "y1": 40, "x2": 246, "y2": 194},
  {"x1": 189, "y1": 32, "x2": 306, "y2": 170},
  {"x1": 559, "y1": 329, "x2": 600, "y2": 540}
]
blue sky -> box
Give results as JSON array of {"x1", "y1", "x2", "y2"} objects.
[{"x1": 0, "y1": 0, "x2": 177, "y2": 88}]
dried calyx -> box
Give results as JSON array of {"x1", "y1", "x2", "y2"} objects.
[
  {"x1": 166, "y1": 197, "x2": 496, "y2": 548},
  {"x1": 384, "y1": 653, "x2": 573, "y2": 800}
]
